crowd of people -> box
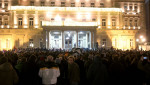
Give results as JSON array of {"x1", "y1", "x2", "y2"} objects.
[{"x1": 0, "y1": 48, "x2": 150, "y2": 85}]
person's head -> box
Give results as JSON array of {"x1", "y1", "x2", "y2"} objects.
[
  {"x1": 68, "y1": 56, "x2": 74, "y2": 64},
  {"x1": 46, "y1": 55, "x2": 53, "y2": 62},
  {"x1": 0, "y1": 57, "x2": 8, "y2": 65}
]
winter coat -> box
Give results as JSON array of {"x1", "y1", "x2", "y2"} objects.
[
  {"x1": 39, "y1": 67, "x2": 60, "y2": 85},
  {"x1": 87, "y1": 56, "x2": 108, "y2": 85},
  {"x1": 0, "y1": 62, "x2": 19, "y2": 85},
  {"x1": 68, "y1": 62, "x2": 80, "y2": 83}
]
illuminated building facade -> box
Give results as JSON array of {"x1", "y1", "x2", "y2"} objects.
[
  {"x1": 0, "y1": 0, "x2": 146, "y2": 50},
  {"x1": 145, "y1": 0, "x2": 150, "y2": 42}
]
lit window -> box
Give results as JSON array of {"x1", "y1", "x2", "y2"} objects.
[
  {"x1": 18, "y1": 18, "x2": 22, "y2": 26},
  {"x1": 30, "y1": 1, "x2": 34, "y2": 6},
  {"x1": 130, "y1": 39, "x2": 133, "y2": 47},
  {"x1": 102, "y1": 39, "x2": 106, "y2": 47},
  {"x1": 112, "y1": 19, "x2": 116, "y2": 26},
  {"x1": 130, "y1": 20, "x2": 132, "y2": 27},
  {"x1": 0, "y1": 18, "x2": 2, "y2": 25},
  {"x1": 51, "y1": 18, "x2": 55, "y2": 21},
  {"x1": 135, "y1": 20, "x2": 138, "y2": 27},
  {"x1": 129, "y1": 5, "x2": 132, "y2": 10},
  {"x1": 91, "y1": 3, "x2": 95, "y2": 7},
  {"x1": 4, "y1": 21, "x2": 8, "y2": 25},
  {"x1": 29, "y1": 17, "x2": 34, "y2": 26},
  {"x1": 4, "y1": 17, "x2": 8, "y2": 26},
  {"x1": 0, "y1": 3, "x2": 2, "y2": 8},
  {"x1": 0, "y1": 40, "x2": 1, "y2": 49},
  {"x1": 124, "y1": 5, "x2": 127, "y2": 12},
  {"x1": 100, "y1": 3, "x2": 104, "y2": 7},
  {"x1": 61, "y1": 2, "x2": 65, "y2": 7},
  {"x1": 81, "y1": 3, "x2": 85, "y2": 7},
  {"x1": 82, "y1": 19, "x2": 86, "y2": 21},
  {"x1": 102, "y1": 19, "x2": 106, "y2": 26},
  {"x1": 41, "y1": 1, "x2": 45, "y2": 6},
  {"x1": 62, "y1": 18, "x2": 65, "y2": 21},
  {"x1": 134, "y1": 5, "x2": 138, "y2": 12},
  {"x1": 40, "y1": 38, "x2": 43, "y2": 48},
  {"x1": 5, "y1": 3, "x2": 8, "y2": 9},
  {"x1": 71, "y1": 3, "x2": 75, "y2": 7},
  {"x1": 92, "y1": 18, "x2": 96, "y2": 21},
  {"x1": 125, "y1": 19, "x2": 128, "y2": 27},
  {"x1": 51, "y1": 2, "x2": 55, "y2": 6},
  {"x1": 29, "y1": 39, "x2": 34, "y2": 47}
]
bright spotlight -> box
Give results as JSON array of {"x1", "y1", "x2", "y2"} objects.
[
  {"x1": 140, "y1": 36, "x2": 143, "y2": 39},
  {"x1": 142, "y1": 38, "x2": 146, "y2": 42},
  {"x1": 136, "y1": 39, "x2": 139, "y2": 42}
]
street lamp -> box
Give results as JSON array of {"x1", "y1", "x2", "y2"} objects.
[{"x1": 136, "y1": 35, "x2": 146, "y2": 50}]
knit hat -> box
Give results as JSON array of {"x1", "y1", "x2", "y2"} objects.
[{"x1": 0, "y1": 57, "x2": 8, "y2": 65}]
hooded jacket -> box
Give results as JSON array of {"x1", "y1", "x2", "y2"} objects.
[{"x1": 0, "y1": 62, "x2": 19, "y2": 85}]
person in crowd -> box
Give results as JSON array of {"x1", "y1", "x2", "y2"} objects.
[
  {"x1": 75, "y1": 56, "x2": 86, "y2": 85},
  {"x1": 67, "y1": 56, "x2": 80, "y2": 85},
  {"x1": 138, "y1": 56, "x2": 150, "y2": 85},
  {"x1": 39, "y1": 55, "x2": 60, "y2": 85},
  {"x1": 87, "y1": 55, "x2": 108, "y2": 85},
  {"x1": 0, "y1": 56, "x2": 19, "y2": 85},
  {"x1": 20, "y1": 55, "x2": 39, "y2": 85}
]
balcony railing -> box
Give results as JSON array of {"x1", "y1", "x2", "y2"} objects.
[{"x1": 42, "y1": 21, "x2": 98, "y2": 26}]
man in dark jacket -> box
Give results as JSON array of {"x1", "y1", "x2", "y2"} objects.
[
  {"x1": 68, "y1": 56, "x2": 80, "y2": 85},
  {"x1": 0, "y1": 56, "x2": 19, "y2": 85},
  {"x1": 87, "y1": 55, "x2": 108, "y2": 85}
]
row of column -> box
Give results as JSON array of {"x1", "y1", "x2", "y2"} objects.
[{"x1": 45, "y1": 30, "x2": 95, "y2": 49}]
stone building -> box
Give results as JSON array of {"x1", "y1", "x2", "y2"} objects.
[
  {"x1": 145, "y1": 0, "x2": 150, "y2": 42},
  {"x1": 0, "y1": 0, "x2": 146, "y2": 50}
]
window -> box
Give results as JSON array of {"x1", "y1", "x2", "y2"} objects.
[
  {"x1": 112, "y1": 19, "x2": 116, "y2": 26},
  {"x1": 61, "y1": 2, "x2": 65, "y2": 7},
  {"x1": 82, "y1": 19, "x2": 86, "y2": 21},
  {"x1": 135, "y1": 20, "x2": 138, "y2": 27},
  {"x1": 62, "y1": 18, "x2": 65, "y2": 21},
  {"x1": 81, "y1": 3, "x2": 85, "y2": 7},
  {"x1": 0, "y1": 40, "x2": 1, "y2": 49},
  {"x1": 29, "y1": 39, "x2": 34, "y2": 47},
  {"x1": 71, "y1": 3, "x2": 75, "y2": 7},
  {"x1": 129, "y1": 5, "x2": 132, "y2": 10},
  {"x1": 4, "y1": 21, "x2": 8, "y2": 25},
  {"x1": 125, "y1": 19, "x2": 128, "y2": 26},
  {"x1": 51, "y1": 18, "x2": 55, "y2": 21},
  {"x1": 134, "y1": 5, "x2": 138, "y2": 11},
  {"x1": 6, "y1": 39, "x2": 10, "y2": 48},
  {"x1": 4, "y1": 18, "x2": 8, "y2": 25},
  {"x1": 5, "y1": 3, "x2": 8, "y2": 8},
  {"x1": 0, "y1": 18, "x2": 2, "y2": 25},
  {"x1": 0, "y1": 3, "x2": 2, "y2": 8},
  {"x1": 100, "y1": 3, "x2": 104, "y2": 7},
  {"x1": 102, "y1": 19, "x2": 106, "y2": 26},
  {"x1": 29, "y1": 17, "x2": 34, "y2": 26},
  {"x1": 30, "y1": 1, "x2": 34, "y2": 6},
  {"x1": 92, "y1": 18, "x2": 96, "y2": 21},
  {"x1": 41, "y1": 1, "x2": 45, "y2": 6},
  {"x1": 130, "y1": 39, "x2": 133, "y2": 47},
  {"x1": 40, "y1": 38, "x2": 43, "y2": 48},
  {"x1": 18, "y1": 18, "x2": 22, "y2": 26},
  {"x1": 102, "y1": 39, "x2": 106, "y2": 47},
  {"x1": 51, "y1": 2, "x2": 55, "y2": 6},
  {"x1": 91, "y1": 3, "x2": 95, "y2": 7},
  {"x1": 40, "y1": 17, "x2": 44, "y2": 27},
  {"x1": 130, "y1": 20, "x2": 132, "y2": 27},
  {"x1": 124, "y1": 5, "x2": 127, "y2": 12}
]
